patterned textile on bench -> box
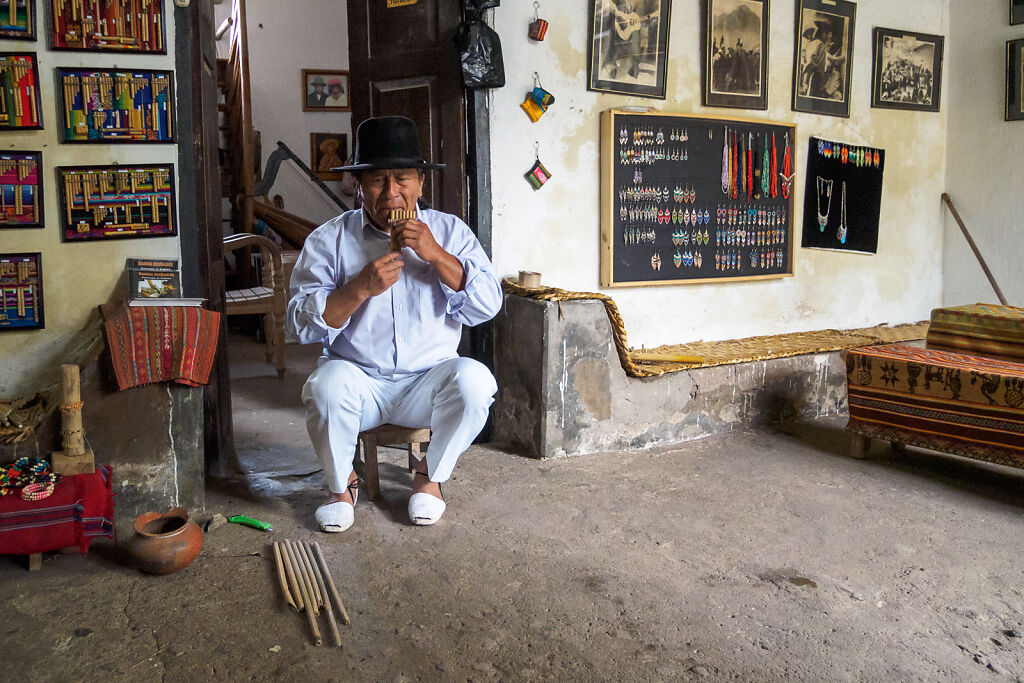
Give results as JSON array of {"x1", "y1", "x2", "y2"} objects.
[
  {"x1": 926, "y1": 303, "x2": 1024, "y2": 362},
  {"x1": 846, "y1": 343, "x2": 1024, "y2": 469}
]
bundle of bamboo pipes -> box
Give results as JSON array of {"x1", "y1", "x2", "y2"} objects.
[{"x1": 271, "y1": 540, "x2": 350, "y2": 647}]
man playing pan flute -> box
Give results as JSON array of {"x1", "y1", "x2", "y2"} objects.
[{"x1": 287, "y1": 116, "x2": 502, "y2": 533}]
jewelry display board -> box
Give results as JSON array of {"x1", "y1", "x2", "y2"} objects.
[
  {"x1": 600, "y1": 109, "x2": 796, "y2": 287},
  {"x1": 800, "y1": 136, "x2": 884, "y2": 254},
  {"x1": 0, "y1": 0, "x2": 37, "y2": 40},
  {"x1": 50, "y1": 0, "x2": 165, "y2": 53},
  {"x1": 0, "y1": 252, "x2": 44, "y2": 331},
  {"x1": 0, "y1": 151, "x2": 42, "y2": 229},
  {"x1": 56, "y1": 67, "x2": 174, "y2": 143},
  {"x1": 57, "y1": 164, "x2": 176, "y2": 242},
  {"x1": 0, "y1": 53, "x2": 43, "y2": 129}
]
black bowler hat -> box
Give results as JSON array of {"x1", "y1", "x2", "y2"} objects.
[{"x1": 334, "y1": 116, "x2": 445, "y2": 172}]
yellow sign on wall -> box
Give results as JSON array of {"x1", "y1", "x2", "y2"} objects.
[{"x1": 386, "y1": 0, "x2": 418, "y2": 7}]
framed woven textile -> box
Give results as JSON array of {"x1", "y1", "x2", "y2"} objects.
[
  {"x1": 0, "y1": 151, "x2": 42, "y2": 229},
  {"x1": 600, "y1": 108, "x2": 796, "y2": 287},
  {"x1": 49, "y1": 0, "x2": 165, "y2": 52},
  {"x1": 57, "y1": 164, "x2": 176, "y2": 242},
  {"x1": 0, "y1": 53, "x2": 42, "y2": 129},
  {"x1": 0, "y1": 253, "x2": 44, "y2": 331},
  {"x1": 56, "y1": 67, "x2": 174, "y2": 143},
  {"x1": 0, "y1": 0, "x2": 37, "y2": 40}
]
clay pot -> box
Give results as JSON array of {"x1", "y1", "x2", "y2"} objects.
[{"x1": 129, "y1": 507, "x2": 203, "y2": 575}]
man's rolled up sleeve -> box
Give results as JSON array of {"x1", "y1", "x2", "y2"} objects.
[
  {"x1": 286, "y1": 232, "x2": 348, "y2": 346},
  {"x1": 438, "y1": 225, "x2": 503, "y2": 326}
]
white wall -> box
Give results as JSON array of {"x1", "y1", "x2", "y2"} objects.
[
  {"x1": 488, "y1": 0, "x2": 950, "y2": 347},
  {"x1": 0, "y1": 9, "x2": 182, "y2": 396},
  {"x1": 943, "y1": 2, "x2": 1023, "y2": 307},
  {"x1": 215, "y1": 0, "x2": 351, "y2": 227}
]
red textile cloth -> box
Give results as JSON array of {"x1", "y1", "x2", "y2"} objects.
[
  {"x1": 101, "y1": 303, "x2": 222, "y2": 391},
  {"x1": 0, "y1": 466, "x2": 115, "y2": 556}
]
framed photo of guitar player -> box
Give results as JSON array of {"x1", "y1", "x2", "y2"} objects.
[
  {"x1": 588, "y1": 0, "x2": 673, "y2": 99},
  {"x1": 791, "y1": 0, "x2": 855, "y2": 118},
  {"x1": 703, "y1": 0, "x2": 770, "y2": 110}
]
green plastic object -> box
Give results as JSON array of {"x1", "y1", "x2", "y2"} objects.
[{"x1": 227, "y1": 515, "x2": 274, "y2": 532}]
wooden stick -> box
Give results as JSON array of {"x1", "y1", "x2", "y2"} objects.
[
  {"x1": 272, "y1": 542, "x2": 297, "y2": 611},
  {"x1": 313, "y1": 542, "x2": 351, "y2": 625},
  {"x1": 281, "y1": 540, "x2": 307, "y2": 613},
  {"x1": 296, "y1": 540, "x2": 323, "y2": 609},
  {"x1": 286, "y1": 540, "x2": 318, "y2": 617},
  {"x1": 941, "y1": 193, "x2": 1008, "y2": 306},
  {"x1": 303, "y1": 542, "x2": 341, "y2": 647},
  {"x1": 283, "y1": 541, "x2": 320, "y2": 646}
]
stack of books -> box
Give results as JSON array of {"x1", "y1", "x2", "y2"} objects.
[{"x1": 126, "y1": 258, "x2": 204, "y2": 307}]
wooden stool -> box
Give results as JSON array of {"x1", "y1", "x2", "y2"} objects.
[{"x1": 355, "y1": 424, "x2": 431, "y2": 500}]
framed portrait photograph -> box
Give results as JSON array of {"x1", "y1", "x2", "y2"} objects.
[
  {"x1": 302, "y1": 69, "x2": 350, "y2": 112},
  {"x1": 1012, "y1": 0, "x2": 1024, "y2": 25},
  {"x1": 587, "y1": 0, "x2": 673, "y2": 99},
  {"x1": 310, "y1": 133, "x2": 348, "y2": 180},
  {"x1": 791, "y1": 0, "x2": 855, "y2": 117},
  {"x1": 703, "y1": 0, "x2": 770, "y2": 110},
  {"x1": 1008, "y1": 39, "x2": 1024, "y2": 121},
  {"x1": 870, "y1": 28, "x2": 944, "y2": 113}
]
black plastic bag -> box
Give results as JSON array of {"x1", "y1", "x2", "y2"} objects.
[
  {"x1": 462, "y1": 0, "x2": 499, "y2": 10},
  {"x1": 454, "y1": 19, "x2": 505, "y2": 89}
]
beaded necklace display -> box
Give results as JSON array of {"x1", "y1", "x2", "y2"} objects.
[
  {"x1": 730, "y1": 131, "x2": 738, "y2": 200},
  {"x1": 721, "y1": 126, "x2": 729, "y2": 195},
  {"x1": 746, "y1": 133, "x2": 754, "y2": 202},
  {"x1": 781, "y1": 132, "x2": 793, "y2": 200},
  {"x1": 816, "y1": 176, "x2": 833, "y2": 231},
  {"x1": 761, "y1": 133, "x2": 770, "y2": 196},
  {"x1": 836, "y1": 181, "x2": 848, "y2": 244},
  {"x1": 770, "y1": 133, "x2": 778, "y2": 199}
]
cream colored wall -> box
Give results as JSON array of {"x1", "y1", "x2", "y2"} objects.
[
  {"x1": 943, "y1": 1, "x2": 1023, "y2": 307},
  {"x1": 0, "y1": 10, "x2": 181, "y2": 397},
  {"x1": 488, "y1": 0, "x2": 950, "y2": 347}
]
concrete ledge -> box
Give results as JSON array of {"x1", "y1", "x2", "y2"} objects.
[{"x1": 493, "y1": 295, "x2": 848, "y2": 458}]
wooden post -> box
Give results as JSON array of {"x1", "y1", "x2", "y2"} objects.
[
  {"x1": 28, "y1": 553, "x2": 42, "y2": 571},
  {"x1": 51, "y1": 364, "x2": 95, "y2": 475}
]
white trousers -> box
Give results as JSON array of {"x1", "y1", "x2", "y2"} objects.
[{"x1": 301, "y1": 357, "x2": 497, "y2": 494}]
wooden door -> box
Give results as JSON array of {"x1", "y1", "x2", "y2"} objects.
[{"x1": 347, "y1": 0, "x2": 466, "y2": 216}]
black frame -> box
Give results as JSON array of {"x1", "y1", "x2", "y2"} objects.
[
  {"x1": 0, "y1": 150, "x2": 43, "y2": 229},
  {"x1": 48, "y1": 0, "x2": 166, "y2": 53},
  {"x1": 0, "y1": 0, "x2": 37, "y2": 40},
  {"x1": 588, "y1": 0, "x2": 673, "y2": 99},
  {"x1": 870, "y1": 27, "x2": 944, "y2": 113},
  {"x1": 791, "y1": 0, "x2": 855, "y2": 117},
  {"x1": 703, "y1": 0, "x2": 770, "y2": 110},
  {"x1": 0, "y1": 252, "x2": 44, "y2": 332},
  {"x1": 55, "y1": 67, "x2": 176, "y2": 143},
  {"x1": 0, "y1": 52, "x2": 43, "y2": 130},
  {"x1": 1013, "y1": 0, "x2": 1024, "y2": 25},
  {"x1": 1008, "y1": 39, "x2": 1024, "y2": 121},
  {"x1": 56, "y1": 164, "x2": 178, "y2": 243}
]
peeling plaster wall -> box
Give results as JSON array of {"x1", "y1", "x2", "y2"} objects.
[
  {"x1": 942, "y1": 2, "x2": 1024, "y2": 307},
  {"x1": 488, "y1": 1, "x2": 949, "y2": 347},
  {"x1": 0, "y1": 10, "x2": 182, "y2": 397}
]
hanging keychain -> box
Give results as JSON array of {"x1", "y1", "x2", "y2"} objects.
[
  {"x1": 529, "y1": 1, "x2": 549, "y2": 41},
  {"x1": 521, "y1": 72, "x2": 555, "y2": 122},
  {"x1": 525, "y1": 141, "x2": 552, "y2": 190}
]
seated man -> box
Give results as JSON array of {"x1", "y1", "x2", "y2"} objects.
[{"x1": 287, "y1": 116, "x2": 502, "y2": 532}]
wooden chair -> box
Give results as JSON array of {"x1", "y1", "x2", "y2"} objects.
[
  {"x1": 223, "y1": 233, "x2": 286, "y2": 377},
  {"x1": 355, "y1": 424, "x2": 431, "y2": 500}
]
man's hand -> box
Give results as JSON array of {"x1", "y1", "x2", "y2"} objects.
[
  {"x1": 355, "y1": 252, "x2": 404, "y2": 297},
  {"x1": 391, "y1": 219, "x2": 444, "y2": 265}
]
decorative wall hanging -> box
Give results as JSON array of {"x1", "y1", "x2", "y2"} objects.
[
  {"x1": 1007, "y1": 38, "x2": 1024, "y2": 121},
  {"x1": 524, "y1": 142, "x2": 551, "y2": 190},
  {"x1": 588, "y1": 0, "x2": 672, "y2": 99},
  {"x1": 521, "y1": 72, "x2": 554, "y2": 122},
  {"x1": 0, "y1": 253, "x2": 43, "y2": 331},
  {"x1": 870, "y1": 27, "x2": 944, "y2": 113},
  {"x1": 0, "y1": 53, "x2": 42, "y2": 129},
  {"x1": 800, "y1": 136, "x2": 884, "y2": 254},
  {"x1": 0, "y1": 151, "x2": 42, "y2": 229},
  {"x1": 50, "y1": 0, "x2": 165, "y2": 53},
  {"x1": 703, "y1": 0, "x2": 770, "y2": 110},
  {"x1": 528, "y1": 2, "x2": 548, "y2": 40},
  {"x1": 0, "y1": 0, "x2": 36, "y2": 40},
  {"x1": 56, "y1": 67, "x2": 173, "y2": 142},
  {"x1": 57, "y1": 164, "x2": 176, "y2": 242},
  {"x1": 310, "y1": 132, "x2": 348, "y2": 180},
  {"x1": 1013, "y1": 0, "x2": 1024, "y2": 25},
  {"x1": 600, "y1": 109, "x2": 795, "y2": 287},
  {"x1": 791, "y1": 0, "x2": 855, "y2": 118},
  {"x1": 301, "y1": 69, "x2": 350, "y2": 112}
]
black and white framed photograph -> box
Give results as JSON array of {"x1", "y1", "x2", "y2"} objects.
[
  {"x1": 870, "y1": 28, "x2": 944, "y2": 112},
  {"x1": 791, "y1": 0, "x2": 855, "y2": 117},
  {"x1": 1008, "y1": 38, "x2": 1024, "y2": 121},
  {"x1": 588, "y1": 0, "x2": 672, "y2": 99},
  {"x1": 1012, "y1": 0, "x2": 1024, "y2": 25},
  {"x1": 703, "y1": 0, "x2": 770, "y2": 110}
]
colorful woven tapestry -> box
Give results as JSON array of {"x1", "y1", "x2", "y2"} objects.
[
  {"x1": 101, "y1": 304, "x2": 221, "y2": 391},
  {"x1": 846, "y1": 343, "x2": 1024, "y2": 468},
  {"x1": 926, "y1": 303, "x2": 1024, "y2": 362}
]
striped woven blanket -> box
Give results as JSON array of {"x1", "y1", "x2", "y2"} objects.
[
  {"x1": 101, "y1": 304, "x2": 221, "y2": 391},
  {"x1": 926, "y1": 303, "x2": 1024, "y2": 362}
]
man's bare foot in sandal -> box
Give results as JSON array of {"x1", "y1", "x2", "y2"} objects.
[
  {"x1": 408, "y1": 458, "x2": 445, "y2": 525},
  {"x1": 315, "y1": 470, "x2": 360, "y2": 533}
]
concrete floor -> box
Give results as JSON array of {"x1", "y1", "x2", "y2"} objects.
[{"x1": 4, "y1": 335, "x2": 1024, "y2": 681}]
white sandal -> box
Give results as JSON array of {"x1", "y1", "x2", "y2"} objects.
[
  {"x1": 315, "y1": 478, "x2": 360, "y2": 533},
  {"x1": 409, "y1": 470, "x2": 446, "y2": 525}
]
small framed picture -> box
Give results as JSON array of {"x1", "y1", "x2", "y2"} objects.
[
  {"x1": 703, "y1": 0, "x2": 771, "y2": 110},
  {"x1": 870, "y1": 28, "x2": 944, "y2": 113},
  {"x1": 0, "y1": 252, "x2": 44, "y2": 331},
  {"x1": 0, "y1": 53, "x2": 43, "y2": 129},
  {"x1": 0, "y1": 151, "x2": 43, "y2": 229},
  {"x1": 791, "y1": 0, "x2": 855, "y2": 118},
  {"x1": 310, "y1": 133, "x2": 348, "y2": 180},
  {"x1": 302, "y1": 69, "x2": 350, "y2": 112},
  {"x1": 0, "y1": 0, "x2": 37, "y2": 40},
  {"x1": 1008, "y1": 39, "x2": 1024, "y2": 121},
  {"x1": 57, "y1": 164, "x2": 177, "y2": 243},
  {"x1": 1012, "y1": 0, "x2": 1024, "y2": 25},
  {"x1": 587, "y1": 0, "x2": 673, "y2": 99}
]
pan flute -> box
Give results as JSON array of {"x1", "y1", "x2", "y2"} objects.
[{"x1": 387, "y1": 209, "x2": 416, "y2": 252}]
